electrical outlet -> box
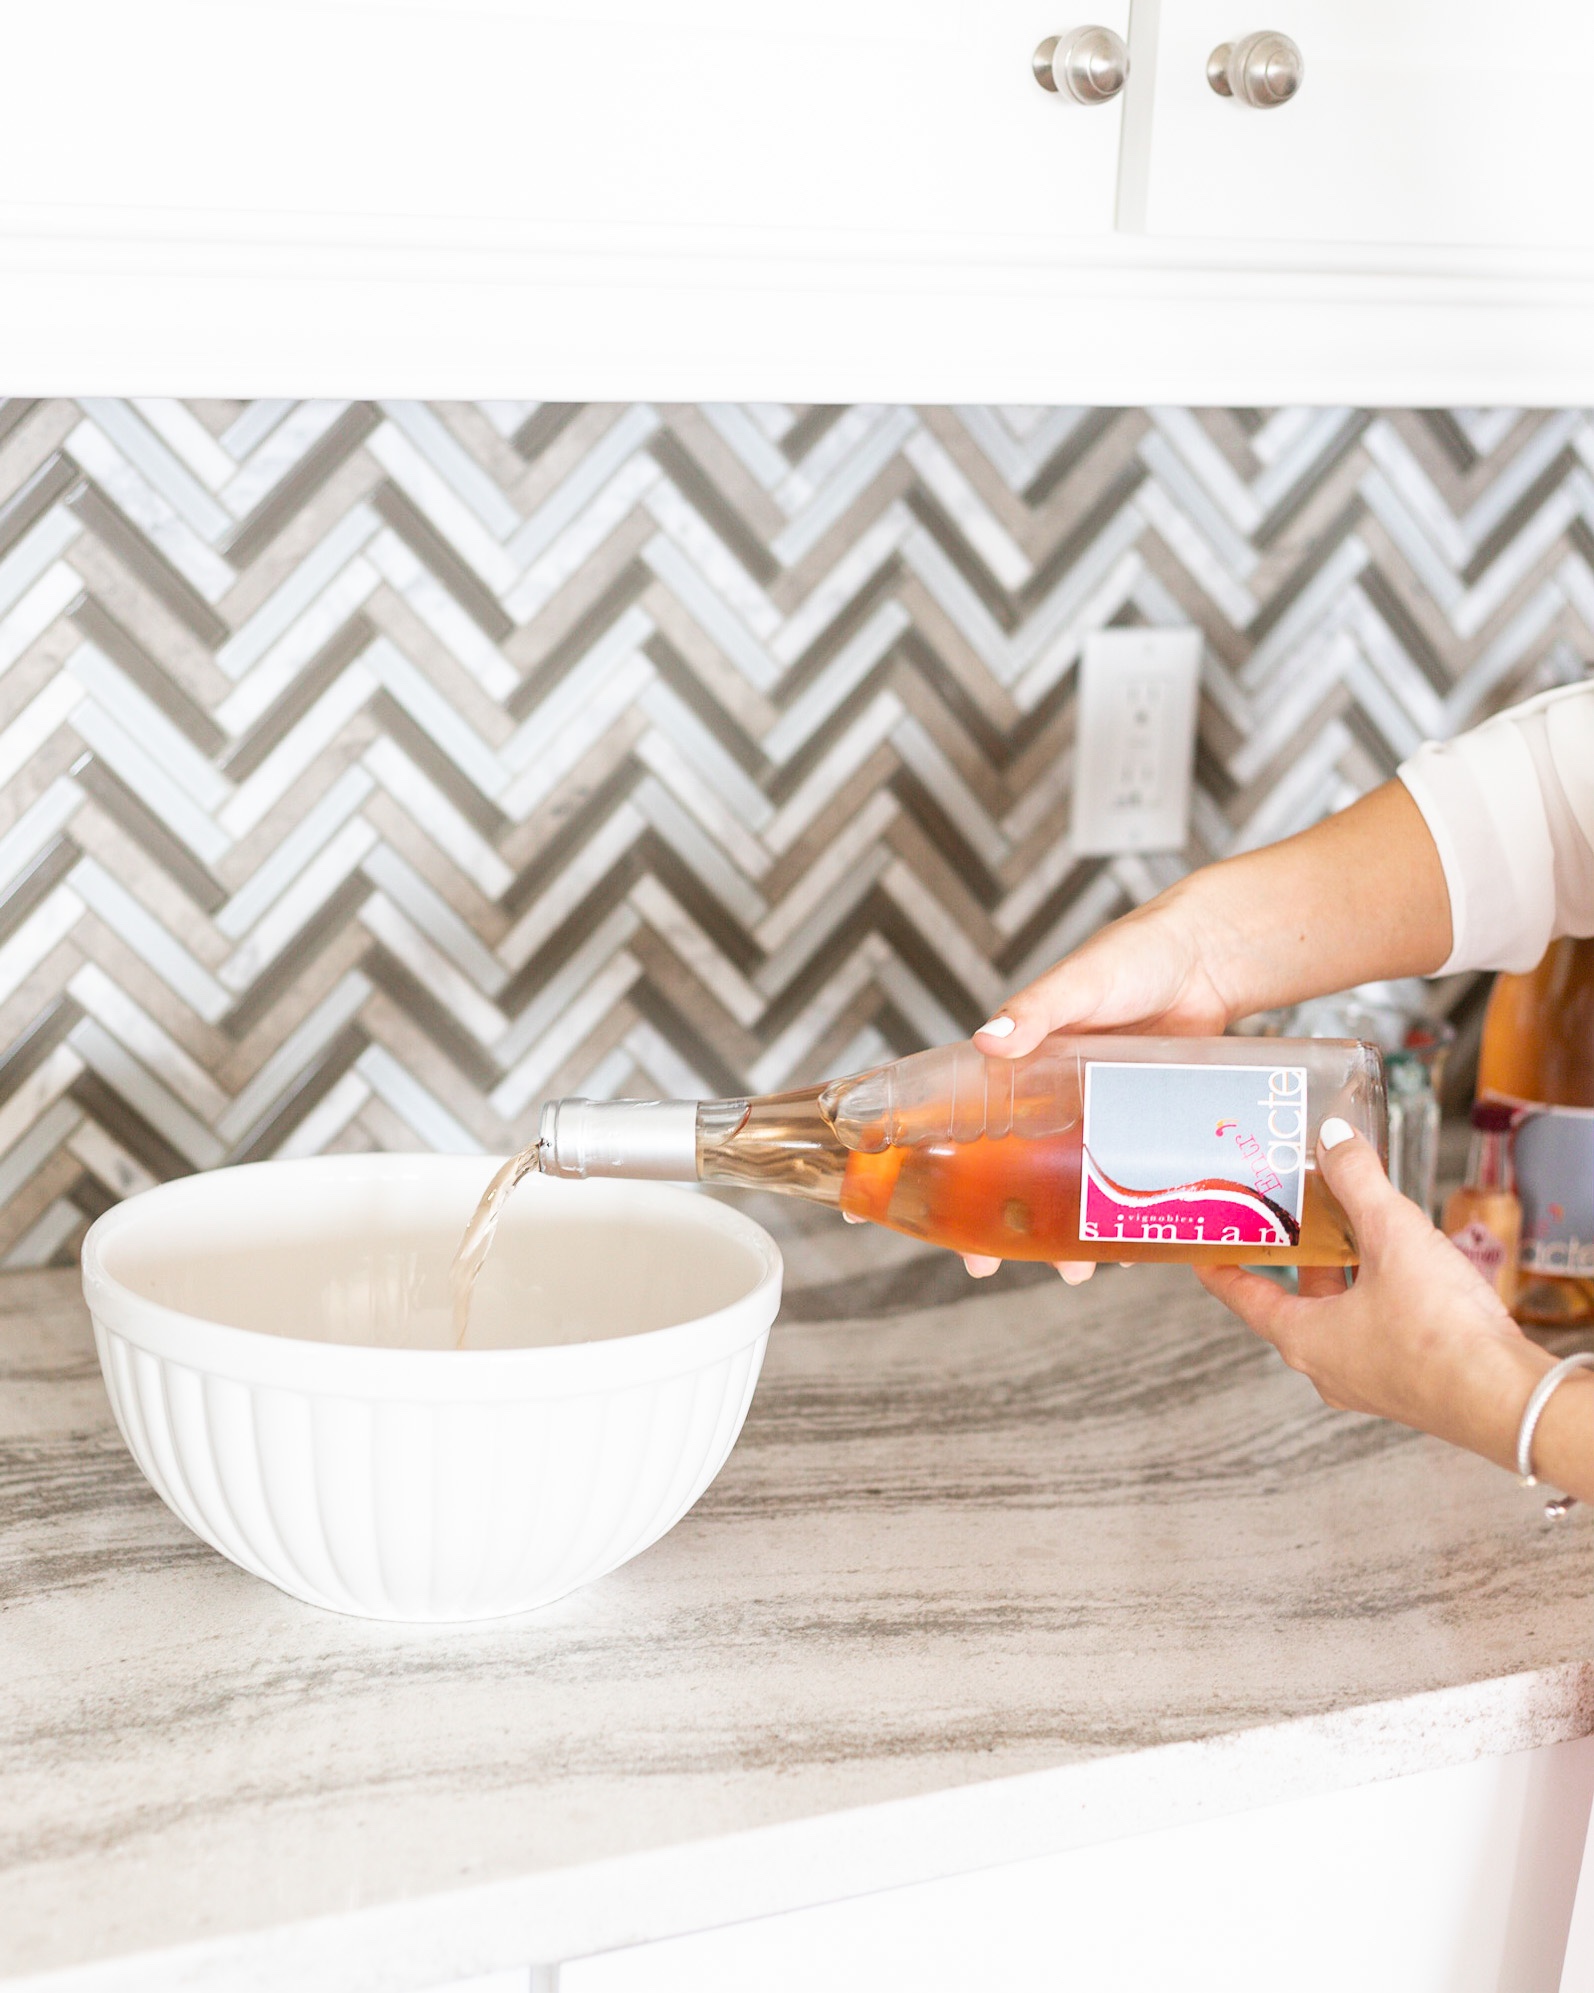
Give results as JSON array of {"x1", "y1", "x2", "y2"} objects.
[{"x1": 1069, "y1": 627, "x2": 1202, "y2": 855}]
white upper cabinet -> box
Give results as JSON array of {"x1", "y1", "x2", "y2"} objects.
[
  {"x1": 1119, "y1": 0, "x2": 1594, "y2": 247},
  {"x1": 2, "y1": 0, "x2": 1128, "y2": 246}
]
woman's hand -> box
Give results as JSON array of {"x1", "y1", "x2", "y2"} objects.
[
  {"x1": 962, "y1": 884, "x2": 1235, "y2": 1281},
  {"x1": 1198, "y1": 1119, "x2": 1554, "y2": 1472},
  {"x1": 960, "y1": 780, "x2": 1455, "y2": 1282}
]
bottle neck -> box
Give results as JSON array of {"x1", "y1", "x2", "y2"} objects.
[
  {"x1": 538, "y1": 1097, "x2": 707, "y2": 1180},
  {"x1": 1465, "y1": 1129, "x2": 1514, "y2": 1195}
]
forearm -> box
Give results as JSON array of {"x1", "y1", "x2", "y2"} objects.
[{"x1": 1168, "y1": 779, "x2": 1453, "y2": 1022}]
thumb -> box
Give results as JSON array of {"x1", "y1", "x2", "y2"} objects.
[{"x1": 1314, "y1": 1118, "x2": 1399, "y2": 1257}]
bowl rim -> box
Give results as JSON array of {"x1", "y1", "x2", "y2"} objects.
[{"x1": 81, "y1": 1153, "x2": 783, "y2": 1400}]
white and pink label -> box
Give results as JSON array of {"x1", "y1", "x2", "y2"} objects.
[{"x1": 1080, "y1": 1061, "x2": 1308, "y2": 1248}]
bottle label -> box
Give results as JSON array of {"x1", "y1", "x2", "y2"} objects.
[
  {"x1": 1080, "y1": 1062, "x2": 1307, "y2": 1248},
  {"x1": 1513, "y1": 1105, "x2": 1594, "y2": 1277},
  {"x1": 1447, "y1": 1219, "x2": 1508, "y2": 1282}
]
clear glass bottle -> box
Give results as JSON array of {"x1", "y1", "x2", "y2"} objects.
[
  {"x1": 1440, "y1": 1100, "x2": 1521, "y2": 1307},
  {"x1": 538, "y1": 1034, "x2": 1386, "y2": 1266},
  {"x1": 1478, "y1": 937, "x2": 1594, "y2": 1326}
]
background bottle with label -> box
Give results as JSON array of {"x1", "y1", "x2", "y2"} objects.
[
  {"x1": 1440, "y1": 1100, "x2": 1521, "y2": 1307},
  {"x1": 1477, "y1": 936, "x2": 1594, "y2": 1327},
  {"x1": 537, "y1": 1034, "x2": 1386, "y2": 1266}
]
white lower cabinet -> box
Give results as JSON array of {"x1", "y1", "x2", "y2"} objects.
[{"x1": 548, "y1": 1737, "x2": 1594, "y2": 1993}]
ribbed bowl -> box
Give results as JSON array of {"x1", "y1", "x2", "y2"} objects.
[{"x1": 81, "y1": 1155, "x2": 780, "y2": 1622}]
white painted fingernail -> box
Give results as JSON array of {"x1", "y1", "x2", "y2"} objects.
[
  {"x1": 978, "y1": 1015, "x2": 1016, "y2": 1038},
  {"x1": 1319, "y1": 1116, "x2": 1355, "y2": 1150}
]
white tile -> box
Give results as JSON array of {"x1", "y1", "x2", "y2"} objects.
[
  {"x1": 215, "y1": 765, "x2": 374, "y2": 940},
  {"x1": 1145, "y1": 408, "x2": 1263, "y2": 533},
  {"x1": 0, "y1": 1042, "x2": 85, "y2": 1164},
  {"x1": 629, "y1": 873, "x2": 763, "y2": 1028},
  {"x1": 218, "y1": 398, "x2": 296, "y2": 462},
  {"x1": 0, "y1": 778, "x2": 84, "y2": 892},
  {"x1": 637, "y1": 678, "x2": 771, "y2": 830},
  {"x1": 698, "y1": 405, "x2": 791, "y2": 495},
  {"x1": 489, "y1": 949, "x2": 642, "y2": 1121},
  {"x1": 888, "y1": 714, "x2": 1009, "y2": 870},
  {"x1": 0, "y1": 565, "x2": 87, "y2": 679},
  {"x1": 83, "y1": 400, "x2": 233, "y2": 537},
  {"x1": 67, "y1": 419, "x2": 235, "y2": 602},
  {"x1": 641, "y1": 534, "x2": 779, "y2": 694},
  {"x1": 503, "y1": 454, "x2": 662, "y2": 625},
  {"x1": 274, "y1": 1070, "x2": 372, "y2": 1159},
  {"x1": 355, "y1": 1043, "x2": 483, "y2": 1154},
  {"x1": 66, "y1": 640, "x2": 233, "y2": 811},
  {"x1": 491, "y1": 902, "x2": 639, "y2": 1069},
  {"x1": 129, "y1": 401, "x2": 245, "y2": 492},
  {"x1": 0, "y1": 1096, "x2": 81, "y2": 1212},
  {"x1": 68, "y1": 1118, "x2": 156, "y2": 1199},
  {"x1": 902, "y1": 429, "x2": 1031, "y2": 591},
  {"x1": 771, "y1": 502, "x2": 912, "y2": 670},
  {"x1": 67, "y1": 962, "x2": 228, "y2": 1123},
  {"x1": 500, "y1": 605, "x2": 654, "y2": 773},
  {"x1": 367, "y1": 637, "x2": 508, "y2": 803},
  {"x1": 0, "y1": 671, "x2": 86, "y2": 791},
  {"x1": 0, "y1": 505, "x2": 81, "y2": 620},
  {"x1": 215, "y1": 502, "x2": 381, "y2": 680},
  {"x1": 362, "y1": 841, "x2": 507, "y2": 995},
  {"x1": 359, "y1": 890, "x2": 508, "y2": 1047},
  {"x1": 215, "y1": 555, "x2": 380, "y2": 737},
  {"x1": 219, "y1": 400, "x2": 349, "y2": 519},
  {"x1": 645, "y1": 480, "x2": 781, "y2": 640},
  {"x1": 0, "y1": 885, "x2": 82, "y2": 1008},
  {"x1": 497, "y1": 800, "x2": 646, "y2": 975},
  {"x1": 377, "y1": 402, "x2": 523, "y2": 540},
  {"x1": 476, "y1": 400, "x2": 539, "y2": 441},
  {"x1": 761, "y1": 689, "x2": 903, "y2": 856},
  {"x1": 505, "y1": 404, "x2": 661, "y2": 571},
  {"x1": 365, "y1": 530, "x2": 518, "y2": 703},
  {"x1": 880, "y1": 857, "x2": 1002, "y2": 1013},
  {"x1": 748, "y1": 935, "x2": 887, "y2": 1094},
  {"x1": 755, "y1": 788, "x2": 896, "y2": 954},
  {"x1": 365, "y1": 423, "x2": 520, "y2": 596},
  {"x1": 771, "y1": 407, "x2": 919, "y2": 566},
  {"x1": 68, "y1": 858, "x2": 229, "y2": 1023},
  {"x1": 630, "y1": 776, "x2": 768, "y2": 931},
  {"x1": 762, "y1": 600, "x2": 910, "y2": 765},
  {"x1": 363, "y1": 736, "x2": 513, "y2": 901},
  {"x1": 219, "y1": 817, "x2": 379, "y2": 993},
  {"x1": 632, "y1": 730, "x2": 771, "y2": 882},
  {"x1": 214, "y1": 970, "x2": 373, "y2": 1146},
  {"x1": 2, "y1": 1195, "x2": 81, "y2": 1269},
  {"x1": 67, "y1": 1017, "x2": 225, "y2": 1168},
  {"x1": 219, "y1": 658, "x2": 377, "y2": 840},
  {"x1": 69, "y1": 701, "x2": 231, "y2": 866},
  {"x1": 498, "y1": 651, "x2": 655, "y2": 824}
]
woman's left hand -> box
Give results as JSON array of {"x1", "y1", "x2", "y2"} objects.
[{"x1": 1198, "y1": 1120, "x2": 1551, "y2": 1471}]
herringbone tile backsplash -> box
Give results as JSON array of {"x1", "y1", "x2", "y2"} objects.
[{"x1": 0, "y1": 397, "x2": 1586, "y2": 1266}]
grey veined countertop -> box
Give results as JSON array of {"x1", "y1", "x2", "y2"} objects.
[{"x1": 4, "y1": 1202, "x2": 1594, "y2": 1993}]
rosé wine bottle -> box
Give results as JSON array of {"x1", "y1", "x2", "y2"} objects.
[{"x1": 535, "y1": 1034, "x2": 1386, "y2": 1266}]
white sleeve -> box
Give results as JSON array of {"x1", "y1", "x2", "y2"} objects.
[{"x1": 1397, "y1": 681, "x2": 1594, "y2": 974}]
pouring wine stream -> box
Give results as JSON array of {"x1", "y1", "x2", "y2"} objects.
[{"x1": 450, "y1": 1141, "x2": 543, "y2": 1347}]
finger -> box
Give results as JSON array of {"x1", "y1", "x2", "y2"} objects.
[
  {"x1": 1297, "y1": 1263, "x2": 1350, "y2": 1299},
  {"x1": 975, "y1": 959, "x2": 1113, "y2": 1058},
  {"x1": 1056, "y1": 1261, "x2": 1096, "y2": 1285},
  {"x1": 1314, "y1": 1119, "x2": 1402, "y2": 1257},
  {"x1": 964, "y1": 1254, "x2": 1001, "y2": 1278},
  {"x1": 1195, "y1": 1263, "x2": 1303, "y2": 1348}
]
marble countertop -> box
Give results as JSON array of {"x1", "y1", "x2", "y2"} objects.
[{"x1": 5, "y1": 1201, "x2": 1594, "y2": 1992}]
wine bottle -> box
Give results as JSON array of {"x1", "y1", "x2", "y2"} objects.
[
  {"x1": 537, "y1": 1034, "x2": 1386, "y2": 1265},
  {"x1": 1440, "y1": 1100, "x2": 1521, "y2": 1307},
  {"x1": 1478, "y1": 936, "x2": 1594, "y2": 1327}
]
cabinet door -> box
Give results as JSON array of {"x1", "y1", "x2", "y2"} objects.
[
  {"x1": 1120, "y1": 0, "x2": 1594, "y2": 247},
  {"x1": 3, "y1": 0, "x2": 1127, "y2": 249}
]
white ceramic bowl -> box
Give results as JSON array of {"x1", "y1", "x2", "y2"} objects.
[{"x1": 81, "y1": 1154, "x2": 781, "y2": 1622}]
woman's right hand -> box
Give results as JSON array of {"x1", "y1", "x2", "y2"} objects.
[{"x1": 961, "y1": 882, "x2": 1237, "y2": 1282}]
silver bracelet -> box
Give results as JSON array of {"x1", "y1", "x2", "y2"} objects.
[{"x1": 1516, "y1": 1352, "x2": 1594, "y2": 1520}]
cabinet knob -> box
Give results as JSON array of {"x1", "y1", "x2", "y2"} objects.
[
  {"x1": 1033, "y1": 27, "x2": 1130, "y2": 104},
  {"x1": 1206, "y1": 31, "x2": 1303, "y2": 107}
]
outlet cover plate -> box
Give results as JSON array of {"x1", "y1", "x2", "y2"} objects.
[{"x1": 1069, "y1": 626, "x2": 1202, "y2": 855}]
